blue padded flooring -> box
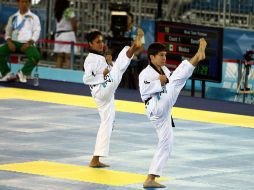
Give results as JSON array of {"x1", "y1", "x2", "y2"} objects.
[{"x1": 0, "y1": 94, "x2": 254, "y2": 190}]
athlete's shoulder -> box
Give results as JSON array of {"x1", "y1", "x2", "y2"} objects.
[
  {"x1": 139, "y1": 65, "x2": 151, "y2": 78},
  {"x1": 84, "y1": 53, "x2": 94, "y2": 63},
  {"x1": 84, "y1": 53, "x2": 103, "y2": 65}
]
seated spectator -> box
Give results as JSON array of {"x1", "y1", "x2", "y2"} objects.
[{"x1": 0, "y1": 0, "x2": 41, "y2": 83}]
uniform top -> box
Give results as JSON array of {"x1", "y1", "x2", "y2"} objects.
[
  {"x1": 5, "y1": 10, "x2": 41, "y2": 43},
  {"x1": 139, "y1": 64, "x2": 171, "y2": 102},
  {"x1": 83, "y1": 51, "x2": 109, "y2": 85},
  {"x1": 56, "y1": 8, "x2": 75, "y2": 32}
]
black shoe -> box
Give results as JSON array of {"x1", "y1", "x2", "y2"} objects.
[{"x1": 240, "y1": 88, "x2": 251, "y2": 91}]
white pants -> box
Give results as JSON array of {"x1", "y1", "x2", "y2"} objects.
[
  {"x1": 146, "y1": 60, "x2": 195, "y2": 176},
  {"x1": 54, "y1": 31, "x2": 78, "y2": 54},
  {"x1": 91, "y1": 46, "x2": 132, "y2": 157}
]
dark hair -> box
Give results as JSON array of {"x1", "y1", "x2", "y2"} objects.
[
  {"x1": 54, "y1": 0, "x2": 70, "y2": 22},
  {"x1": 86, "y1": 30, "x2": 102, "y2": 43},
  {"x1": 127, "y1": 12, "x2": 134, "y2": 23},
  {"x1": 147, "y1": 42, "x2": 167, "y2": 62}
]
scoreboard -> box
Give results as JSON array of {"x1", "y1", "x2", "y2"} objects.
[{"x1": 156, "y1": 21, "x2": 223, "y2": 83}]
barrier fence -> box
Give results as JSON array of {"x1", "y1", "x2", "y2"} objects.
[{"x1": 0, "y1": 34, "x2": 89, "y2": 70}]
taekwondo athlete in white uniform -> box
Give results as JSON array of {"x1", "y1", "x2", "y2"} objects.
[
  {"x1": 139, "y1": 38, "x2": 207, "y2": 188},
  {"x1": 83, "y1": 29, "x2": 144, "y2": 168}
]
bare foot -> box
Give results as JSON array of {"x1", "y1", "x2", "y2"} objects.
[
  {"x1": 197, "y1": 38, "x2": 207, "y2": 61},
  {"x1": 143, "y1": 180, "x2": 166, "y2": 188},
  {"x1": 89, "y1": 161, "x2": 109, "y2": 168},
  {"x1": 89, "y1": 156, "x2": 109, "y2": 168},
  {"x1": 133, "y1": 28, "x2": 144, "y2": 50},
  {"x1": 126, "y1": 28, "x2": 144, "y2": 58}
]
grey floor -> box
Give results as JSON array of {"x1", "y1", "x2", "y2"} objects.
[{"x1": 0, "y1": 99, "x2": 254, "y2": 190}]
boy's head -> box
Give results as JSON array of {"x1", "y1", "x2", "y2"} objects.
[
  {"x1": 86, "y1": 30, "x2": 104, "y2": 52},
  {"x1": 148, "y1": 42, "x2": 167, "y2": 67},
  {"x1": 17, "y1": 0, "x2": 31, "y2": 13}
]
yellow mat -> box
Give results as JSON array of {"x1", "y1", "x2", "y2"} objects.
[
  {"x1": 0, "y1": 161, "x2": 168, "y2": 186},
  {"x1": 0, "y1": 87, "x2": 253, "y2": 128}
]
